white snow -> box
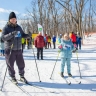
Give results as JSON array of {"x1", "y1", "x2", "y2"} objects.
[{"x1": 0, "y1": 33, "x2": 96, "y2": 96}]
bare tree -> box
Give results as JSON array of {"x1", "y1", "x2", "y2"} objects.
[
  {"x1": 55, "y1": 0, "x2": 90, "y2": 37},
  {"x1": 19, "y1": 0, "x2": 96, "y2": 37}
]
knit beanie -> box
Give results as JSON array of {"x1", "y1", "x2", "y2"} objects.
[{"x1": 9, "y1": 12, "x2": 16, "y2": 20}]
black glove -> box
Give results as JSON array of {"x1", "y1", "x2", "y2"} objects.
[
  {"x1": 72, "y1": 48, "x2": 77, "y2": 53},
  {"x1": 11, "y1": 31, "x2": 18, "y2": 36}
]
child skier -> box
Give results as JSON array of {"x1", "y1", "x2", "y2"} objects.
[{"x1": 58, "y1": 33, "x2": 76, "y2": 77}]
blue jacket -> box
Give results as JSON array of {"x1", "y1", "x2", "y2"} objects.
[
  {"x1": 59, "y1": 39, "x2": 74, "y2": 58},
  {"x1": 77, "y1": 36, "x2": 82, "y2": 44},
  {"x1": 44, "y1": 36, "x2": 46, "y2": 42},
  {"x1": 52, "y1": 36, "x2": 56, "y2": 42}
]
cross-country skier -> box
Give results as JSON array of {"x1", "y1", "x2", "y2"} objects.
[
  {"x1": 58, "y1": 33, "x2": 76, "y2": 77},
  {"x1": 1, "y1": 12, "x2": 30, "y2": 84},
  {"x1": 76, "y1": 34, "x2": 82, "y2": 50},
  {"x1": 34, "y1": 32, "x2": 45, "y2": 60}
]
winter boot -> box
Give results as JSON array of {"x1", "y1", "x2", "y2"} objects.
[
  {"x1": 11, "y1": 77, "x2": 18, "y2": 85},
  {"x1": 20, "y1": 76, "x2": 28, "y2": 83},
  {"x1": 41, "y1": 58, "x2": 43, "y2": 60},
  {"x1": 60, "y1": 72, "x2": 64, "y2": 77},
  {"x1": 68, "y1": 73, "x2": 72, "y2": 77}
]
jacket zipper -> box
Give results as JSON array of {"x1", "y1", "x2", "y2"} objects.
[
  {"x1": 14, "y1": 27, "x2": 18, "y2": 50},
  {"x1": 14, "y1": 27, "x2": 16, "y2": 50}
]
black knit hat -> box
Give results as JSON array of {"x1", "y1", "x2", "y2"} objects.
[{"x1": 9, "y1": 12, "x2": 16, "y2": 20}]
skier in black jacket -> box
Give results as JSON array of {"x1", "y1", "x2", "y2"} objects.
[{"x1": 2, "y1": 12, "x2": 30, "y2": 84}]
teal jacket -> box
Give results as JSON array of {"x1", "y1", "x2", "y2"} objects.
[{"x1": 59, "y1": 39, "x2": 74, "y2": 58}]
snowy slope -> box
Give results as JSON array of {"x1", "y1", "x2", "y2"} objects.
[{"x1": 0, "y1": 34, "x2": 96, "y2": 96}]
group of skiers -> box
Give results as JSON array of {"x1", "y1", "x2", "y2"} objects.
[
  {"x1": 34, "y1": 33, "x2": 56, "y2": 60},
  {"x1": 0, "y1": 12, "x2": 82, "y2": 85},
  {"x1": 70, "y1": 32, "x2": 82, "y2": 50},
  {"x1": 43, "y1": 34, "x2": 56, "y2": 49}
]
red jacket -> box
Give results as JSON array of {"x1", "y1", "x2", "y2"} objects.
[
  {"x1": 71, "y1": 34, "x2": 76, "y2": 43},
  {"x1": 34, "y1": 35, "x2": 45, "y2": 48}
]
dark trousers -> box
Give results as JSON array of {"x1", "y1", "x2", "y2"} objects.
[
  {"x1": 37, "y1": 48, "x2": 43, "y2": 60},
  {"x1": 5, "y1": 49, "x2": 25, "y2": 77},
  {"x1": 45, "y1": 42, "x2": 48, "y2": 49},
  {"x1": 22, "y1": 44, "x2": 24, "y2": 53},
  {"x1": 27, "y1": 42, "x2": 30, "y2": 49},
  {"x1": 48, "y1": 42, "x2": 51, "y2": 48},
  {"x1": 72, "y1": 42, "x2": 76, "y2": 45},
  {"x1": 22, "y1": 44, "x2": 25, "y2": 53},
  {"x1": 1, "y1": 50, "x2": 4, "y2": 55},
  {"x1": 77, "y1": 42, "x2": 81, "y2": 49},
  {"x1": 53, "y1": 42, "x2": 56, "y2": 49}
]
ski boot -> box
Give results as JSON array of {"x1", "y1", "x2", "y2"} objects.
[{"x1": 60, "y1": 72, "x2": 64, "y2": 77}]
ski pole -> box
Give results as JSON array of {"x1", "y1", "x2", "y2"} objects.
[
  {"x1": 76, "y1": 51, "x2": 82, "y2": 79},
  {"x1": 1, "y1": 44, "x2": 14, "y2": 91},
  {"x1": 32, "y1": 46, "x2": 41, "y2": 82},
  {"x1": 50, "y1": 52, "x2": 60, "y2": 79},
  {"x1": 0, "y1": 67, "x2": 7, "y2": 91}
]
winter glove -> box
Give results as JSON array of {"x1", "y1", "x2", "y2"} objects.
[
  {"x1": 27, "y1": 36, "x2": 31, "y2": 39},
  {"x1": 58, "y1": 45, "x2": 63, "y2": 49},
  {"x1": 15, "y1": 31, "x2": 21, "y2": 37},
  {"x1": 72, "y1": 48, "x2": 77, "y2": 53},
  {"x1": 11, "y1": 31, "x2": 18, "y2": 36}
]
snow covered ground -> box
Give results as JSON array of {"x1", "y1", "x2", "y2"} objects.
[{"x1": 0, "y1": 33, "x2": 96, "y2": 96}]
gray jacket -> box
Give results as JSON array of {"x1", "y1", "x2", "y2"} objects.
[{"x1": 2, "y1": 23, "x2": 29, "y2": 50}]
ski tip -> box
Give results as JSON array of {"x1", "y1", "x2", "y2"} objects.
[
  {"x1": 50, "y1": 91, "x2": 60, "y2": 94},
  {"x1": 79, "y1": 81, "x2": 81, "y2": 84},
  {"x1": 50, "y1": 91, "x2": 55, "y2": 93},
  {"x1": 68, "y1": 83, "x2": 71, "y2": 85}
]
